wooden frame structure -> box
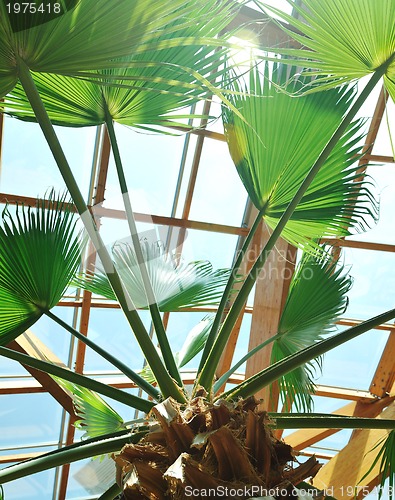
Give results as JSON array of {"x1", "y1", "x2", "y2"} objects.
[{"x1": 1, "y1": 4, "x2": 395, "y2": 499}]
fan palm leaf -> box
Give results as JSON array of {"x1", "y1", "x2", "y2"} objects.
[
  {"x1": 221, "y1": 306, "x2": 395, "y2": 402},
  {"x1": 0, "y1": 0, "x2": 239, "y2": 98},
  {"x1": 177, "y1": 316, "x2": 214, "y2": 368},
  {"x1": 261, "y1": 0, "x2": 395, "y2": 100},
  {"x1": 222, "y1": 64, "x2": 377, "y2": 251},
  {"x1": 213, "y1": 249, "x2": 351, "y2": 409},
  {"x1": 75, "y1": 241, "x2": 230, "y2": 312},
  {"x1": 141, "y1": 316, "x2": 214, "y2": 384},
  {"x1": 272, "y1": 251, "x2": 352, "y2": 412},
  {"x1": 0, "y1": 0, "x2": 240, "y2": 128},
  {"x1": 0, "y1": 193, "x2": 82, "y2": 345},
  {"x1": 56, "y1": 380, "x2": 126, "y2": 439}
]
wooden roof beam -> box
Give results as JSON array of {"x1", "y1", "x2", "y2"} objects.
[
  {"x1": 369, "y1": 324, "x2": 395, "y2": 398},
  {"x1": 0, "y1": 192, "x2": 249, "y2": 237},
  {"x1": 359, "y1": 86, "x2": 388, "y2": 167},
  {"x1": 285, "y1": 397, "x2": 394, "y2": 451},
  {"x1": 321, "y1": 237, "x2": 395, "y2": 253},
  {"x1": 57, "y1": 126, "x2": 111, "y2": 500},
  {"x1": 312, "y1": 403, "x2": 395, "y2": 499},
  {"x1": 216, "y1": 203, "x2": 262, "y2": 384},
  {"x1": 6, "y1": 331, "x2": 76, "y2": 420},
  {"x1": 245, "y1": 224, "x2": 297, "y2": 411}
]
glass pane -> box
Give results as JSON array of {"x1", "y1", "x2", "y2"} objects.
[
  {"x1": 0, "y1": 443, "x2": 58, "y2": 458},
  {"x1": 180, "y1": 229, "x2": 238, "y2": 269},
  {"x1": 165, "y1": 311, "x2": 210, "y2": 363},
  {"x1": 305, "y1": 429, "x2": 353, "y2": 457},
  {"x1": 372, "y1": 96, "x2": 395, "y2": 156},
  {"x1": 317, "y1": 326, "x2": 388, "y2": 390},
  {"x1": 82, "y1": 308, "x2": 149, "y2": 373},
  {"x1": 245, "y1": 0, "x2": 293, "y2": 15},
  {"x1": 342, "y1": 248, "x2": 395, "y2": 320},
  {"x1": 0, "y1": 357, "x2": 31, "y2": 377},
  {"x1": 65, "y1": 456, "x2": 116, "y2": 499},
  {"x1": 1, "y1": 469, "x2": 56, "y2": 500},
  {"x1": 104, "y1": 123, "x2": 185, "y2": 216},
  {"x1": 0, "y1": 117, "x2": 95, "y2": 200},
  {"x1": 29, "y1": 306, "x2": 76, "y2": 365},
  {"x1": 0, "y1": 393, "x2": 63, "y2": 450},
  {"x1": 350, "y1": 163, "x2": 395, "y2": 245},
  {"x1": 97, "y1": 216, "x2": 169, "y2": 253},
  {"x1": 188, "y1": 139, "x2": 248, "y2": 226},
  {"x1": 205, "y1": 98, "x2": 224, "y2": 133}
]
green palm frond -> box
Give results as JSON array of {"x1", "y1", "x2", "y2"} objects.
[
  {"x1": 0, "y1": 193, "x2": 82, "y2": 345},
  {"x1": 271, "y1": 250, "x2": 352, "y2": 412},
  {"x1": 177, "y1": 316, "x2": 214, "y2": 368},
  {"x1": 140, "y1": 316, "x2": 214, "y2": 384},
  {"x1": 56, "y1": 380, "x2": 126, "y2": 439},
  {"x1": 74, "y1": 241, "x2": 230, "y2": 311},
  {"x1": 0, "y1": 0, "x2": 240, "y2": 98},
  {"x1": 213, "y1": 249, "x2": 351, "y2": 407},
  {"x1": 261, "y1": 0, "x2": 395, "y2": 99},
  {"x1": 223, "y1": 64, "x2": 377, "y2": 251},
  {"x1": 0, "y1": 0, "x2": 240, "y2": 123},
  {"x1": 358, "y1": 430, "x2": 395, "y2": 499}
]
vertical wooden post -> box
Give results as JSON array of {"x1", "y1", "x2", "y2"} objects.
[{"x1": 245, "y1": 224, "x2": 296, "y2": 411}]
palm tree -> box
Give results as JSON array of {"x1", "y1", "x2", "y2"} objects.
[{"x1": 1, "y1": 0, "x2": 395, "y2": 498}]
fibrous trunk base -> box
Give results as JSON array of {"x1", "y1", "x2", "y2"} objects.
[{"x1": 114, "y1": 397, "x2": 320, "y2": 499}]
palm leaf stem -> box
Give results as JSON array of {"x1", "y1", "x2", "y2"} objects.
[
  {"x1": 270, "y1": 415, "x2": 395, "y2": 430},
  {"x1": 0, "y1": 346, "x2": 154, "y2": 412},
  {"x1": 197, "y1": 54, "x2": 395, "y2": 393},
  {"x1": 0, "y1": 430, "x2": 146, "y2": 484},
  {"x1": 1, "y1": 413, "x2": 394, "y2": 485},
  {"x1": 213, "y1": 333, "x2": 282, "y2": 393},
  {"x1": 104, "y1": 109, "x2": 182, "y2": 386},
  {"x1": 197, "y1": 206, "x2": 266, "y2": 373},
  {"x1": 16, "y1": 57, "x2": 185, "y2": 403},
  {"x1": 98, "y1": 483, "x2": 122, "y2": 499},
  {"x1": 45, "y1": 310, "x2": 161, "y2": 400},
  {"x1": 219, "y1": 307, "x2": 395, "y2": 400}
]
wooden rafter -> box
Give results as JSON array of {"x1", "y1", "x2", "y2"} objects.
[
  {"x1": 359, "y1": 86, "x2": 389, "y2": 168},
  {"x1": 216, "y1": 203, "x2": 262, "y2": 382},
  {"x1": 57, "y1": 128, "x2": 111, "y2": 500},
  {"x1": 0, "y1": 452, "x2": 43, "y2": 464},
  {"x1": 322, "y1": 237, "x2": 395, "y2": 253},
  {"x1": 313, "y1": 403, "x2": 395, "y2": 499},
  {"x1": 369, "y1": 326, "x2": 395, "y2": 398},
  {"x1": 226, "y1": 4, "x2": 301, "y2": 48},
  {"x1": 0, "y1": 376, "x2": 379, "y2": 404},
  {"x1": 245, "y1": 224, "x2": 297, "y2": 411},
  {"x1": 285, "y1": 398, "x2": 394, "y2": 451},
  {"x1": 6, "y1": 331, "x2": 76, "y2": 421},
  {"x1": 7, "y1": 192, "x2": 395, "y2": 247},
  {"x1": 364, "y1": 154, "x2": 394, "y2": 163},
  {"x1": 0, "y1": 192, "x2": 249, "y2": 237}
]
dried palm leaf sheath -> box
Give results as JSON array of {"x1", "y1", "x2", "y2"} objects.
[{"x1": 115, "y1": 397, "x2": 320, "y2": 499}]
